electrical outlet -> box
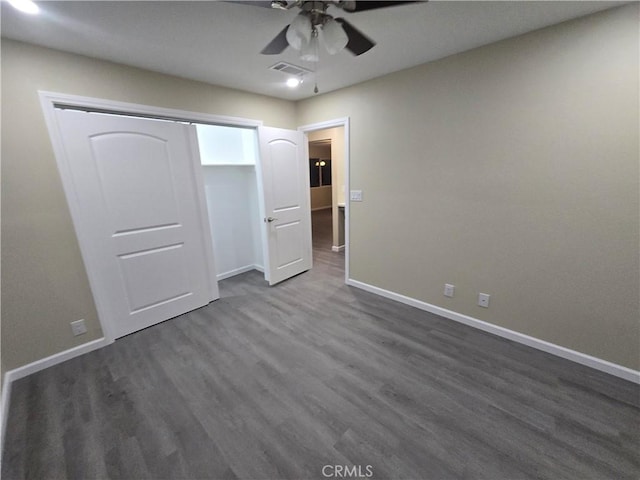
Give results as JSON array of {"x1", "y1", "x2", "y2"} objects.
[
  {"x1": 444, "y1": 284, "x2": 455, "y2": 298},
  {"x1": 71, "y1": 319, "x2": 87, "y2": 336},
  {"x1": 478, "y1": 293, "x2": 490, "y2": 308}
]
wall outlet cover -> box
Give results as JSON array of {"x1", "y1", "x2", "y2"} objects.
[
  {"x1": 71, "y1": 319, "x2": 87, "y2": 336},
  {"x1": 444, "y1": 284, "x2": 455, "y2": 297},
  {"x1": 478, "y1": 293, "x2": 490, "y2": 308}
]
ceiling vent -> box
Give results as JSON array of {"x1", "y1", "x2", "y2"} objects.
[{"x1": 269, "y1": 62, "x2": 311, "y2": 77}]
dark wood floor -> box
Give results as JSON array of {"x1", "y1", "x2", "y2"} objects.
[{"x1": 2, "y1": 210, "x2": 639, "y2": 479}]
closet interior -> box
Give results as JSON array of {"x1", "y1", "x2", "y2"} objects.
[{"x1": 196, "y1": 123, "x2": 264, "y2": 280}]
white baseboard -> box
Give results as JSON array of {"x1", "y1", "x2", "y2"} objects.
[
  {"x1": 6, "y1": 337, "x2": 110, "y2": 383},
  {"x1": 332, "y1": 245, "x2": 345, "y2": 252},
  {"x1": 347, "y1": 279, "x2": 640, "y2": 384},
  {"x1": 0, "y1": 336, "x2": 110, "y2": 468},
  {"x1": 0, "y1": 373, "x2": 12, "y2": 472},
  {"x1": 217, "y1": 264, "x2": 264, "y2": 281}
]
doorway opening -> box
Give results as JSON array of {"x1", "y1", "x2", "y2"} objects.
[
  {"x1": 309, "y1": 138, "x2": 333, "y2": 252},
  {"x1": 305, "y1": 125, "x2": 347, "y2": 274}
]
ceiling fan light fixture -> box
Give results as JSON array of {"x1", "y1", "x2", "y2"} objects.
[
  {"x1": 322, "y1": 18, "x2": 348, "y2": 55},
  {"x1": 299, "y1": 34, "x2": 319, "y2": 62},
  {"x1": 270, "y1": 0, "x2": 289, "y2": 10},
  {"x1": 286, "y1": 13, "x2": 312, "y2": 50}
]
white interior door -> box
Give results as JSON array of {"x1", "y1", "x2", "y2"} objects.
[
  {"x1": 258, "y1": 126, "x2": 312, "y2": 285},
  {"x1": 54, "y1": 109, "x2": 218, "y2": 339}
]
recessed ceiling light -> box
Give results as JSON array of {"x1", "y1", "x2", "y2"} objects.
[
  {"x1": 286, "y1": 77, "x2": 301, "y2": 88},
  {"x1": 8, "y1": 0, "x2": 39, "y2": 14}
]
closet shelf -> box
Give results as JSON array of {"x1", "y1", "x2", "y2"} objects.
[{"x1": 202, "y1": 163, "x2": 255, "y2": 166}]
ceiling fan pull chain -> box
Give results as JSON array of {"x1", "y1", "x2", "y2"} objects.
[{"x1": 312, "y1": 60, "x2": 319, "y2": 94}]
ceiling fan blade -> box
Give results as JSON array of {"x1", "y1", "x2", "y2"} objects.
[
  {"x1": 335, "y1": 18, "x2": 375, "y2": 56},
  {"x1": 346, "y1": 1, "x2": 421, "y2": 12},
  {"x1": 261, "y1": 25, "x2": 290, "y2": 55}
]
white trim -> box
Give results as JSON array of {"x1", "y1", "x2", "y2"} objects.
[
  {"x1": 299, "y1": 118, "x2": 350, "y2": 284},
  {"x1": 254, "y1": 128, "x2": 270, "y2": 283},
  {"x1": 347, "y1": 279, "x2": 640, "y2": 384},
  {"x1": 332, "y1": 245, "x2": 345, "y2": 252},
  {"x1": 0, "y1": 337, "x2": 110, "y2": 464},
  {"x1": 38, "y1": 91, "x2": 264, "y2": 342},
  {"x1": 38, "y1": 91, "x2": 264, "y2": 128},
  {"x1": 298, "y1": 118, "x2": 349, "y2": 132},
  {"x1": 1, "y1": 373, "x2": 12, "y2": 472},
  {"x1": 5, "y1": 338, "x2": 111, "y2": 383},
  {"x1": 216, "y1": 264, "x2": 263, "y2": 281}
]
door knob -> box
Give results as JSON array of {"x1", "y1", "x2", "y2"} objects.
[{"x1": 265, "y1": 217, "x2": 278, "y2": 223}]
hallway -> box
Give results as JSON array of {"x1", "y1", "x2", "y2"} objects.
[{"x1": 311, "y1": 207, "x2": 344, "y2": 273}]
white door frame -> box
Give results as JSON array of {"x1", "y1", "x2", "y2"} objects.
[
  {"x1": 298, "y1": 118, "x2": 350, "y2": 283},
  {"x1": 39, "y1": 91, "x2": 263, "y2": 343}
]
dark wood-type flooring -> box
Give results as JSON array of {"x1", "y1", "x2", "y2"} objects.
[{"x1": 3, "y1": 209, "x2": 639, "y2": 479}]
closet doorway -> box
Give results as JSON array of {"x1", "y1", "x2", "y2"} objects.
[
  {"x1": 197, "y1": 123, "x2": 312, "y2": 286},
  {"x1": 196, "y1": 124, "x2": 264, "y2": 281}
]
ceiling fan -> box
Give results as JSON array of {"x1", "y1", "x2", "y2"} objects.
[{"x1": 251, "y1": 1, "x2": 421, "y2": 58}]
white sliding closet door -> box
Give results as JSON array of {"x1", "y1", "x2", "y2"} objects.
[{"x1": 54, "y1": 109, "x2": 217, "y2": 339}]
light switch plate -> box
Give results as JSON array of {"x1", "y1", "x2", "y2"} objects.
[{"x1": 350, "y1": 190, "x2": 363, "y2": 202}]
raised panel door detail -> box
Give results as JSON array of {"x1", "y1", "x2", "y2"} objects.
[
  {"x1": 91, "y1": 133, "x2": 180, "y2": 234},
  {"x1": 118, "y1": 243, "x2": 192, "y2": 314},
  {"x1": 275, "y1": 221, "x2": 303, "y2": 269},
  {"x1": 269, "y1": 140, "x2": 300, "y2": 211}
]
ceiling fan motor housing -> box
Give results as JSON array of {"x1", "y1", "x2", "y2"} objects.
[{"x1": 261, "y1": 0, "x2": 416, "y2": 56}]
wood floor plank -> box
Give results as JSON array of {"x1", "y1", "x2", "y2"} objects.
[{"x1": 2, "y1": 209, "x2": 639, "y2": 479}]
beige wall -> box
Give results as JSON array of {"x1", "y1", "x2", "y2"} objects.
[
  {"x1": 309, "y1": 142, "x2": 331, "y2": 159},
  {"x1": 297, "y1": 5, "x2": 640, "y2": 370},
  {"x1": 1, "y1": 40, "x2": 297, "y2": 371},
  {"x1": 310, "y1": 186, "x2": 332, "y2": 210}
]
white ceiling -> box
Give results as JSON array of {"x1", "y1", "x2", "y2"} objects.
[{"x1": 1, "y1": 0, "x2": 627, "y2": 101}]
